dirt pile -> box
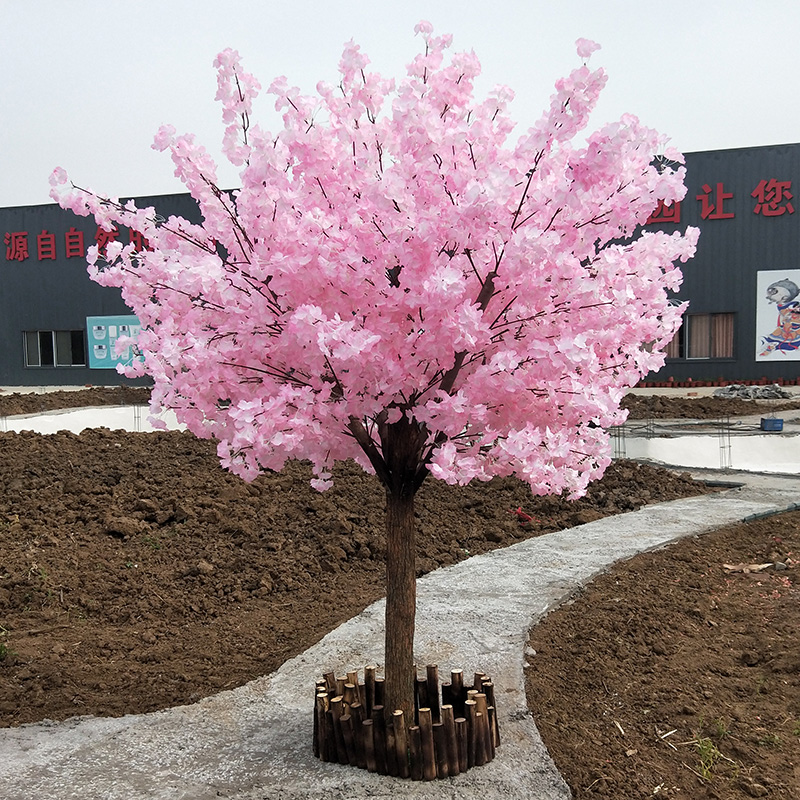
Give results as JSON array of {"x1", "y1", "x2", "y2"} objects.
[
  {"x1": 527, "y1": 511, "x2": 800, "y2": 799},
  {"x1": 622, "y1": 393, "x2": 800, "y2": 420},
  {"x1": 0, "y1": 386, "x2": 151, "y2": 417},
  {"x1": 0, "y1": 424, "x2": 706, "y2": 727}
]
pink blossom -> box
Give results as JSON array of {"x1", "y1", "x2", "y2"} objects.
[
  {"x1": 576, "y1": 38, "x2": 601, "y2": 59},
  {"x1": 152, "y1": 124, "x2": 176, "y2": 152},
  {"x1": 51, "y1": 24, "x2": 696, "y2": 500},
  {"x1": 49, "y1": 166, "x2": 68, "y2": 186}
]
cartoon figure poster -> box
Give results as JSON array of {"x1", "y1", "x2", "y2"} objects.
[{"x1": 756, "y1": 269, "x2": 800, "y2": 361}]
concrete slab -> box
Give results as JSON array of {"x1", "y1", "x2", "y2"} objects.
[
  {"x1": 2, "y1": 468, "x2": 798, "y2": 800},
  {"x1": 0, "y1": 404, "x2": 183, "y2": 435}
]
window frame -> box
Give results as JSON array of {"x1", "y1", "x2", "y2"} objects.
[
  {"x1": 665, "y1": 312, "x2": 736, "y2": 361},
  {"x1": 23, "y1": 329, "x2": 87, "y2": 368}
]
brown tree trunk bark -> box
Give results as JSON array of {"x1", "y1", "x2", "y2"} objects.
[{"x1": 384, "y1": 486, "x2": 416, "y2": 727}]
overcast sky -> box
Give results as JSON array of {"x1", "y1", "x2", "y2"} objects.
[{"x1": 3, "y1": 0, "x2": 800, "y2": 207}]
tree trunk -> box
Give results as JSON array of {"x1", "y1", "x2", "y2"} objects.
[{"x1": 384, "y1": 486, "x2": 417, "y2": 726}]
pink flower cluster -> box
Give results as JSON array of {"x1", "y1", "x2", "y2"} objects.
[{"x1": 50, "y1": 24, "x2": 697, "y2": 497}]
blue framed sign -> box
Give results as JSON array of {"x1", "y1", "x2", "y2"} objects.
[{"x1": 86, "y1": 315, "x2": 141, "y2": 369}]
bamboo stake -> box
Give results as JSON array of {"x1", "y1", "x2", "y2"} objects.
[
  {"x1": 393, "y1": 710, "x2": 411, "y2": 779},
  {"x1": 364, "y1": 665, "x2": 376, "y2": 716},
  {"x1": 418, "y1": 707, "x2": 437, "y2": 781},
  {"x1": 330, "y1": 696, "x2": 349, "y2": 765},
  {"x1": 324, "y1": 708, "x2": 338, "y2": 764},
  {"x1": 374, "y1": 677, "x2": 385, "y2": 708},
  {"x1": 350, "y1": 701, "x2": 364, "y2": 726},
  {"x1": 487, "y1": 707, "x2": 498, "y2": 759},
  {"x1": 336, "y1": 676, "x2": 347, "y2": 697},
  {"x1": 482, "y1": 681, "x2": 500, "y2": 747},
  {"x1": 415, "y1": 673, "x2": 428, "y2": 716},
  {"x1": 314, "y1": 692, "x2": 329, "y2": 760},
  {"x1": 433, "y1": 722, "x2": 449, "y2": 778},
  {"x1": 343, "y1": 682, "x2": 357, "y2": 710},
  {"x1": 386, "y1": 721, "x2": 399, "y2": 777},
  {"x1": 426, "y1": 664, "x2": 441, "y2": 724},
  {"x1": 409, "y1": 725, "x2": 423, "y2": 781},
  {"x1": 451, "y1": 669, "x2": 465, "y2": 717},
  {"x1": 358, "y1": 681, "x2": 367, "y2": 713},
  {"x1": 341, "y1": 714, "x2": 357, "y2": 766},
  {"x1": 473, "y1": 672, "x2": 485, "y2": 692},
  {"x1": 441, "y1": 681, "x2": 453, "y2": 709},
  {"x1": 455, "y1": 717, "x2": 468, "y2": 774},
  {"x1": 475, "y1": 694, "x2": 493, "y2": 760},
  {"x1": 350, "y1": 703, "x2": 366, "y2": 769},
  {"x1": 474, "y1": 711, "x2": 488, "y2": 766},
  {"x1": 313, "y1": 692, "x2": 321, "y2": 759},
  {"x1": 482, "y1": 680, "x2": 496, "y2": 707},
  {"x1": 465, "y1": 699, "x2": 477, "y2": 767},
  {"x1": 323, "y1": 671, "x2": 337, "y2": 694},
  {"x1": 362, "y1": 718, "x2": 377, "y2": 773},
  {"x1": 371, "y1": 705, "x2": 388, "y2": 775},
  {"x1": 347, "y1": 670, "x2": 360, "y2": 703},
  {"x1": 441, "y1": 704, "x2": 460, "y2": 776}
]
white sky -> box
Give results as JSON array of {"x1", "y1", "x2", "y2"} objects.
[{"x1": 3, "y1": 0, "x2": 800, "y2": 207}]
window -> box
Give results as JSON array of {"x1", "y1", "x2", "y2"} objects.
[
  {"x1": 24, "y1": 330, "x2": 86, "y2": 367},
  {"x1": 665, "y1": 326, "x2": 684, "y2": 359},
  {"x1": 666, "y1": 313, "x2": 734, "y2": 360}
]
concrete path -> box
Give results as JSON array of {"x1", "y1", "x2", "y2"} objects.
[{"x1": 1, "y1": 467, "x2": 798, "y2": 800}]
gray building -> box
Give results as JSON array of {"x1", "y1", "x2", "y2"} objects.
[
  {"x1": 0, "y1": 192, "x2": 199, "y2": 386},
  {"x1": 1, "y1": 144, "x2": 798, "y2": 387},
  {"x1": 647, "y1": 142, "x2": 800, "y2": 385}
]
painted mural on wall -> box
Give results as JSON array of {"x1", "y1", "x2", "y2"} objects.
[{"x1": 756, "y1": 269, "x2": 800, "y2": 361}]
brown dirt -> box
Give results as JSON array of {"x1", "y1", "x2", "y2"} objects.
[
  {"x1": 0, "y1": 417, "x2": 707, "y2": 727},
  {"x1": 0, "y1": 386, "x2": 151, "y2": 417},
  {"x1": 0, "y1": 388, "x2": 797, "y2": 798},
  {"x1": 622, "y1": 393, "x2": 800, "y2": 420},
  {"x1": 526, "y1": 511, "x2": 800, "y2": 799}
]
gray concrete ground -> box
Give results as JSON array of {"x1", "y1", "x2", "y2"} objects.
[{"x1": 1, "y1": 466, "x2": 799, "y2": 800}]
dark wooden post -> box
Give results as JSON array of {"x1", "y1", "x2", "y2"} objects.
[
  {"x1": 385, "y1": 721, "x2": 399, "y2": 777},
  {"x1": 362, "y1": 719, "x2": 377, "y2": 773},
  {"x1": 418, "y1": 707, "x2": 437, "y2": 781},
  {"x1": 364, "y1": 665, "x2": 376, "y2": 716},
  {"x1": 330, "y1": 696, "x2": 349, "y2": 766},
  {"x1": 433, "y1": 722, "x2": 449, "y2": 778},
  {"x1": 483, "y1": 681, "x2": 500, "y2": 747},
  {"x1": 393, "y1": 710, "x2": 411, "y2": 778},
  {"x1": 409, "y1": 725, "x2": 424, "y2": 781},
  {"x1": 465, "y1": 699, "x2": 477, "y2": 767},
  {"x1": 455, "y1": 717, "x2": 468, "y2": 773},
  {"x1": 475, "y1": 693, "x2": 493, "y2": 761},
  {"x1": 341, "y1": 714, "x2": 357, "y2": 766},
  {"x1": 426, "y1": 664, "x2": 441, "y2": 724},
  {"x1": 372, "y1": 705, "x2": 388, "y2": 775},
  {"x1": 351, "y1": 703, "x2": 366, "y2": 769},
  {"x1": 451, "y1": 668, "x2": 464, "y2": 717},
  {"x1": 441, "y1": 704, "x2": 460, "y2": 775}
]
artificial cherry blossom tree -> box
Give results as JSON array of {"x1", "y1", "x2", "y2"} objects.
[{"x1": 51, "y1": 23, "x2": 697, "y2": 726}]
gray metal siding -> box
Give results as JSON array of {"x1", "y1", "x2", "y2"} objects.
[
  {"x1": 0, "y1": 192, "x2": 200, "y2": 385},
  {"x1": 1, "y1": 147, "x2": 799, "y2": 387},
  {"x1": 649, "y1": 143, "x2": 800, "y2": 383}
]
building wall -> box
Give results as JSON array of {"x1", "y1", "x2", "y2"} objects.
[
  {"x1": 1, "y1": 145, "x2": 798, "y2": 387},
  {"x1": 647, "y1": 142, "x2": 800, "y2": 383},
  {"x1": 0, "y1": 193, "x2": 199, "y2": 386}
]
